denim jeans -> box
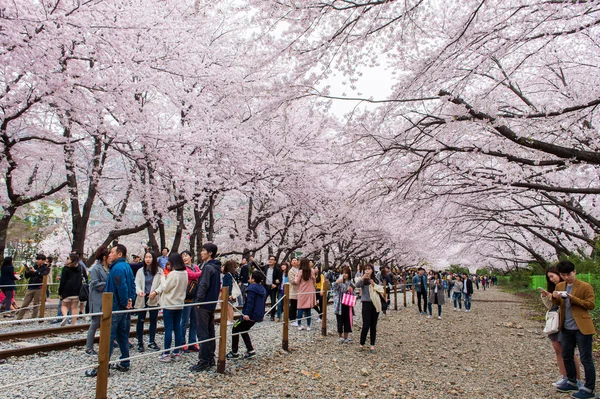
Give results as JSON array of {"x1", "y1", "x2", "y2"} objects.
[
  {"x1": 109, "y1": 313, "x2": 131, "y2": 367},
  {"x1": 463, "y1": 293, "x2": 472, "y2": 310},
  {"x1": 276, "y1": 290, "x2": 284, "y2": 320},
  {"x1": 180, "y1": 304, "x2": 197, "y2": 345},
  {"x1": 427, "y1": 303, "x2": 442, "y2": 317},
  {"x1": 163, "y1": 309, "x2": 183, "y2": 354},
  {"x1": 452, "y1": 292, "x2": 462, "y2": 309},
  {"x1": 561, "y1": 329, "x2": 596, "y2": 392},
  {"x1": 136, "y1": 305, "x2": 159, "y2": 346},
  {"x1": 297, "y1": 308, "x2": 311, "y2": 326}
]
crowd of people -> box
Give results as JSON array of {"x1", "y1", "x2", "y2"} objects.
[{"x1": 2, "y1": 249, "x2": 596, "y2": 399}]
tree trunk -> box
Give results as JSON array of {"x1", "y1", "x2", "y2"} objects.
[{"x1": 170, "y1": 205, "x2": 185, "y2": 252}]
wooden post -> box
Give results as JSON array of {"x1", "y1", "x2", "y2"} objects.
[
  {"x1": 282, "y1": 283, "x2": 289, "y2": 351},
  {"x1": 39, "y1": 275, "x2": 48, "y2": 319},
  {"x1": 321, "y1": 281, "x2": 328, "y2": 336},
  {"x1": 217, "y1": 287, "x2": 229, "y2": 374},
  {"x1": 96, "y1": 292, "x2": 113, "y2": 399},
  {"x1": 393, "y1": 281, "x2": 398, "y2": 311}
]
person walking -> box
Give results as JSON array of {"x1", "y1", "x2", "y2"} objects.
[
  {"x1": 427, "y1": 273, "x2": 445, "y2": 319},
  {"x1": 190, "y1": 243, "x2": 222, "y2": 372},
  {"x1": 355, "y1": 264, "x2": 384, "y2": 352},
  {"x1": 16, "y1": 254, "x2": 49, "y2": 320},
  {"x1": 85, "y1": 247, "x2": 109, "y2": 355},
  {"x1": 552, "y1": 260, "x2": 596, "y2": 399},
  {"x1": 462, "y1": 273, "x2": 474, "y2": 312},
  {"x1": 157, "y1": 252, "x2": 187, "y2": 363},
  {"x1": 295, "y1": 258, "x2": 316, "y2": 331},
  {"x1": 411, "y1": 267, "x2": 428, "y2": 315},
  {"x1": 452, "y1": 276, "x2": 463, "y2": 311},
  {"x1": 134, "y1": 251, "x2": 164, "y2": 353}
]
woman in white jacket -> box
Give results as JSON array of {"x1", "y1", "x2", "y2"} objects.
[
  {"x1": 157, "y1": 252, "x2": 188, "y2": 363},
  {"x1": 134, "y1": 251, "x2": 164, "y2": 352}
]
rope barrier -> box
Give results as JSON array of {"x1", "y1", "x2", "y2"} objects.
[
  {"x1": 104, "y1": 335, "x2": 221, "y2": 365},
  {"x1": 0, "y1": 283, "x2": 60, "y2": 288},
  {"x1": 0, "y1": 311, "x2": 103, "y2": 326},
  {"x1": 0, "y1": 304, "x2": 41, "y2": 316},
  {"x1": 0, "y1": 362, "x2": 97, "y2": 390},
  {"x1": 110, "y1": 300, "x2": 222, "y2": 315}
]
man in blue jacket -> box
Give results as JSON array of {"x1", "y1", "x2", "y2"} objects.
[
  {"x1": 86, "y1": 244, "x2": 136, "y2": 377},
  {"x1": 226, "y1": 270, "x2": 266, "y2": 359},
  {"x1": 412, "y1": 267, "x2": 428, "y2": 315},
  {"x1": 190, "y1": 242, "x2": 222, "y2": 372}
]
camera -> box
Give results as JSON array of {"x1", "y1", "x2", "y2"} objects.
[{"x1": 561, "y1": 293, "x2": 568, "y2": 298}]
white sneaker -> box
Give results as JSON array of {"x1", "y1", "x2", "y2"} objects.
[
  {"x1": 298, "y1": 326, "x2": 304, "y2": 331},
  {"x1": 552, "y1": 376, "x2": 567, "y2": 387},
  {"x1": 437, "y1": 316, "x2": 441, "y2": 320},
  {"x1": 453, "y1": 308, "x2": 457, "y2": 311},
  {"x1": 307, "y1": 327, "x2": 311, "y2": 331},
  {"x1": 290, "y1": 321, "x2": 298, "y2": 327},
  {"x1": 158, "y1": 354, "x2": 171, "y2": 363},
  {"x1": 315, "y1": 317, "x2": 322, "y2": 323},
  {"x1": 426, "y1": 315, "x2": 431, "y2": 319}
]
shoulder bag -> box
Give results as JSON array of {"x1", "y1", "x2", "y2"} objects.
[{"x1": 543, "y1": 310, "x2": 559, "y2": 335}]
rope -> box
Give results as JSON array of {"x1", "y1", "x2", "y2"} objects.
[
  {"x1": 0, "y1": 304, "x2": 41, "y2": 316},
  {"x1": 0, "y1": 311, "x2": 103, "y2": 326},
  {"x1": 0, "y1": 362, "x2": 97, "y2": 390},
  {"x1": 111, "y1": 300, "x2": 222, "y2": 315},
  {"x1": 106, "y1": 336, "x2": 220, "y2": 364},
  {"x1": 230, "y1": 321, "x2": 283, "y2": 337},
  {"x1": 0, "y1": 283, "x2": 60, "y2": 288}
]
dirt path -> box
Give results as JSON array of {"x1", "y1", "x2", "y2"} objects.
[{"x1": 174, "y1": 287, "x2": 597, "y2": 399}]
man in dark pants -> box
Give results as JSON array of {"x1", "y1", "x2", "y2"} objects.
[
  {"x1": 411, "y1": 267, "x2": 427, "y2": 315},
  {"x1": 190, "y1": 243, "x2": 222, "y2": 372},
  {"x1": 264, "y1": 255, "x2": 281, "y2": 321},
  {"x1": 85, "y1": 244, "x2": 135, "y2": 377}
]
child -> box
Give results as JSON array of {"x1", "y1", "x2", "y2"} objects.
[
  {"x1": 226, "y1": 271, "x2": 266, "y2": 359},
  {"x1": 333, "y1": 265, "x2": 354, "y2": 343}
]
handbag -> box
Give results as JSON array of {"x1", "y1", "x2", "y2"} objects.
[
  {"x1": 231, "y1": 280, "x2": 242, "y2": 299},
  {"x1": 79, "y1": 267, "x2": 89, "y2": 302},
  {"x1": 342, "y1": 292, "x2": 357, "y2": 307},
  {"x1": 543, "y1": 310, "x2": 559, "y2": 335}
]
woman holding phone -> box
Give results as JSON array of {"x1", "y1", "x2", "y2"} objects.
[{"x1": 538, "y1": 267, "x2": 581, "y2": 388}]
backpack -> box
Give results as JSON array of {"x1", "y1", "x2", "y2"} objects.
[{"x1": 185, "y1": 265, "x2": 200, "y2": 301}]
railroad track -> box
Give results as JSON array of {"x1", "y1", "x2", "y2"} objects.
[
  {"x1": 0, "y1": 298, "x2": 332, "y2": 359},
  {"x1": 0, "y1": 313, "x2": 240, "y2": 360}
]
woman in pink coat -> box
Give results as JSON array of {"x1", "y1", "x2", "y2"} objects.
[{"x1": 295, "y1": 258, "x2": 316, "y2": 331}]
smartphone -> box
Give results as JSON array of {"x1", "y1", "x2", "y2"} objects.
[{"x1": 537, "y1": 287, "x2": 544, "y2": 291}]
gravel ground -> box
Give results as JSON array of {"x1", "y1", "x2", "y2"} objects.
[{"x1": 1, "y1": 287, "x2": 598, "y2": 399}]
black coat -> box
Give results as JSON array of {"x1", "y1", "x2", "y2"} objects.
[
  {"x1": 58, "y1": 264, "x2": 85, "y2": 298},
  {"x1": 0, "y1": 264, "x2": 17, "y2": 290}
]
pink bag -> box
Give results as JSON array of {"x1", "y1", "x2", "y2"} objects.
[{"x1": 342, "y1": 293, "x2": 356, "y2": 307}]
